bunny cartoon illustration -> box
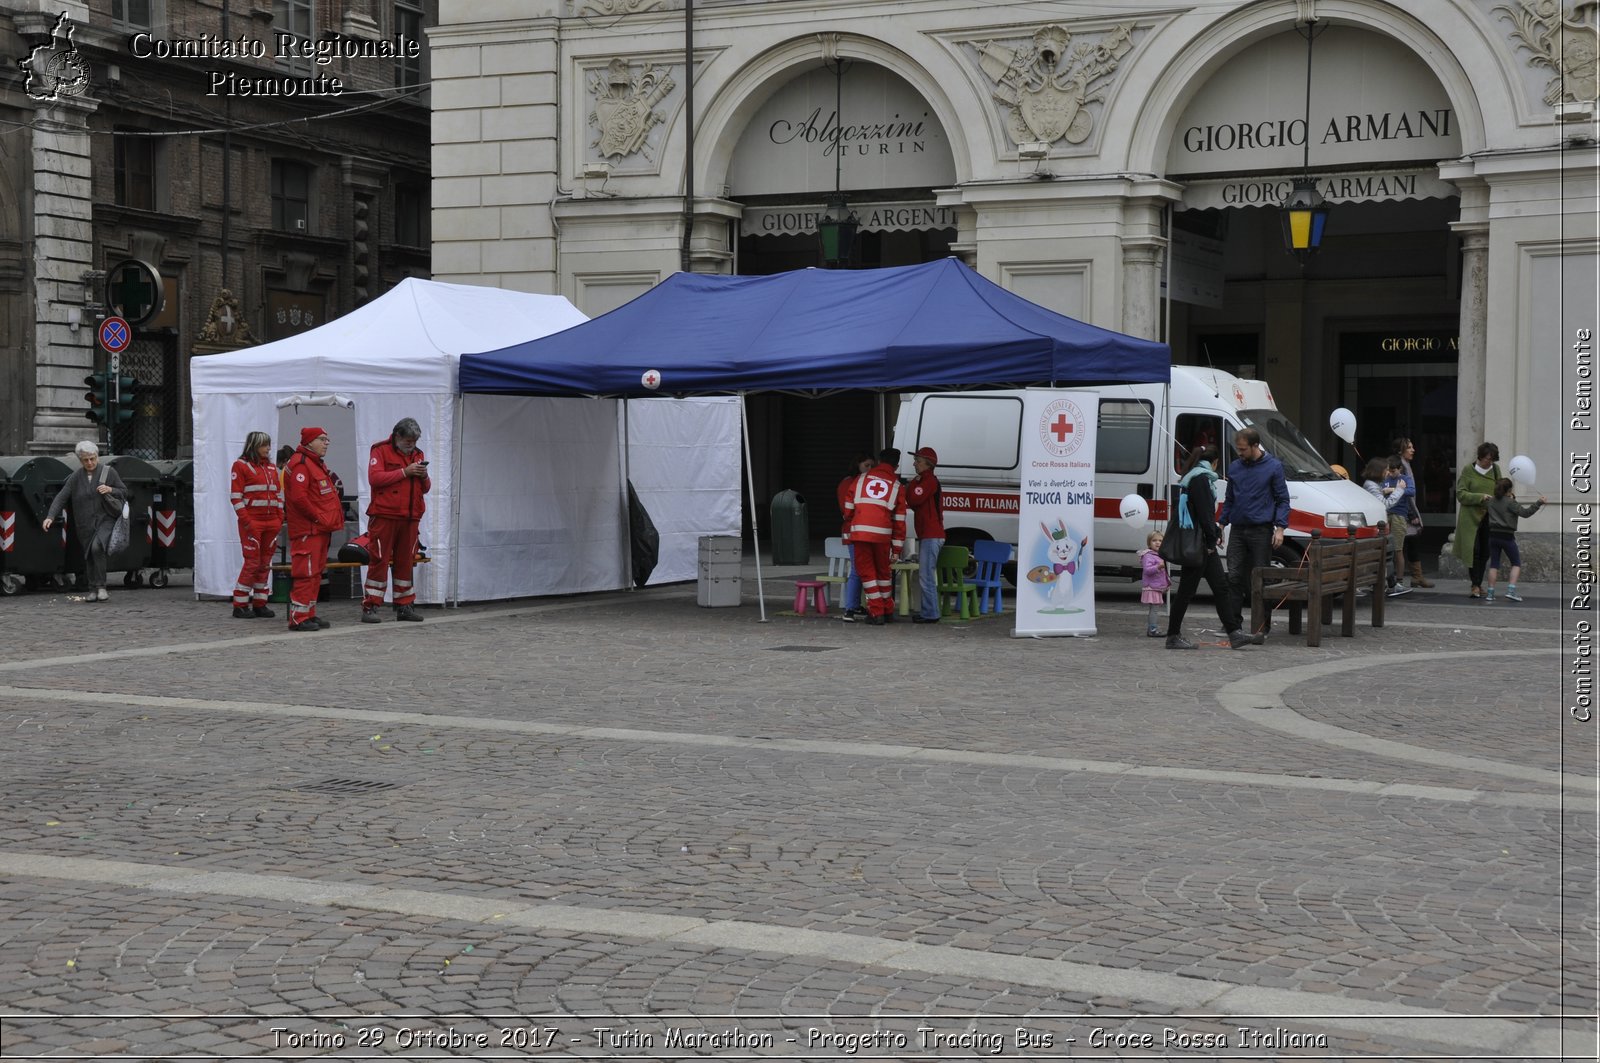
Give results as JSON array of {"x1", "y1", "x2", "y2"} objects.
[{"x1": 1026, "y1": 519, "x2": 1089, "y2": 607}]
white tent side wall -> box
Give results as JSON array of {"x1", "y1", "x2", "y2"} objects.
[
  {"x1": 190, "y1": 388, "x2": 458, "y2": 604},
  {"x1": 454, "y1": 395, "x2": 626, "y2": 600},
  {"x1": 624, "y1": 397, "x2": 743, "y2": 584}
]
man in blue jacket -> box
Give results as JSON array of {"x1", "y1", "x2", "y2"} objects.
[{"x1": 1219, "y1": 426, "x2": 1290, "y2": 643}]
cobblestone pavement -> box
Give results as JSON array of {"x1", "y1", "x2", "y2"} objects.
[{"x1": 0, "y1": 563, "x2": 1593, "y2": 1061}]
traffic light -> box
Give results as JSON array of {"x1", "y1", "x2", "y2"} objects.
[
  {"x1": 113, "y1": 373, "x2": 138, "y2": 425},
  {"x1": 83, "y1": 371, "x2": 109, "y2": 424}
]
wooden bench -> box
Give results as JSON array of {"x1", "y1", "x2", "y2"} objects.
[{"x1": 1250, "y1": 532, "x2": 1387, "y2": 647}]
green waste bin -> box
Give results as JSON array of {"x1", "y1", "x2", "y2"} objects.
[
  {"x1": 148, "y1": 459, "x2": 194, "y2": 581},
  {"x1": 770, "y1": 489, "x2": 810, "y2": 565},
  {"x1": 101, "y1": 454, "x2": 159, "y2": 585},
  {"x1": 0, "y1": 455, "x2": 74, "y2": 595}
]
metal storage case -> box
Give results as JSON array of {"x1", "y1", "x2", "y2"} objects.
[
  {"x1": 0, "y1": 455, "x2": 73, "y2": 595},
  {"x1": 696, "y1": 534, "x2": 742, "y2": 607}
]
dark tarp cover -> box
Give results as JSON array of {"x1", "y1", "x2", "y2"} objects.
[{"x1": 459, "y1": 259, "x2": 1169, "y2": 397}]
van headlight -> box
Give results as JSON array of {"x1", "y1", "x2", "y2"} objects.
[{"x1": 1323, "y1": 511, "x2": 1366, "y2": 530}]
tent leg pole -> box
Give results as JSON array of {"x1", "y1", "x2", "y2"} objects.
[
  {"x1": 448, "y1": 392, "x2": 465, "y2": 608},
  {"x1": 622, "y1": 398, "x2": 634, "y2": 592},
  {"x1": 740, "y1": 392, "x2": 767, "y2": 622}
]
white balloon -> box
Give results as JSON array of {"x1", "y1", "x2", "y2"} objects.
[
  {"x1": 1119, "y1": 493, "x2": 1149, "y2": 529},
  {"x1": 1508, "y1": 454, "x2": 1537, "y2": 485},
  {"x1": 640, "y1": 369, "x2": 662, "y2": 390},
  {"x1": 1329, "y1": 407, "x2": 1357, "y2": 444}
]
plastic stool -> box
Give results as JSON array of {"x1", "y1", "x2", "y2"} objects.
[{"x1": 793, "y1": 579, "x2": 828, "y2": 615}]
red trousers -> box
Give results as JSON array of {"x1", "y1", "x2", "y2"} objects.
[
  {"x1": 234, "y1": 520, "x2": 281, "y2": 606},
  {"x1": 289, "y1": 531, "x2": 331, "y2": 625},
  {"x1": 854, "y1": 540, "x2": 895, "y2": 617},
  {"x1": 362, "y1": 515, "x2": 421, "y2": 608}
]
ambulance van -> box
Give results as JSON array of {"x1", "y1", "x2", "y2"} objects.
[{"x1": 891, "y1": 366, "x2": 1387, "y2": 578}]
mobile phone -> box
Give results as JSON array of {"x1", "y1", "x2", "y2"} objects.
[{"x1": 417, "y1": 461, "x2": 428, "y2": 467}]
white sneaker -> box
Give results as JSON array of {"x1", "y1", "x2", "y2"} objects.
[{"x1": 96, "y1": 588, "x2": 109, "y2": 601}]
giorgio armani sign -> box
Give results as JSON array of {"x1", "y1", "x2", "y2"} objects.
[{"x1": 1167, "y1": 27, "x2": 1461, "y2": 176}]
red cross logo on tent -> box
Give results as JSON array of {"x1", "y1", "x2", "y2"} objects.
[{"x1": 865, "y1": 478, "x2": 889, "y2": 500}]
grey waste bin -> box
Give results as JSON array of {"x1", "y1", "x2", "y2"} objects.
[
  {"x1": 101, "y1": 454, "x2": 159, "y2": 585},
  {"x1": 770, "y1": 489, "x2": 810, "y2": 565},
  {"x1": 148, "y1": 459, "x2": 194, "y2": 582},
  {"x1": 0, "y1": 455, "x2": 74, "y2": 595}
]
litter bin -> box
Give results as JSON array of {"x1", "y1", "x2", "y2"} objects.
[
  {"x1": 697, "y1": 534, "x2": 741, "y2": 607},
  {"x1": 769, "y1": 489, "x2": 810, "y2": 565},
  {"x1": 101, "y1": 454, "x2": 159, "y2": 585},
  {"x1": 147, "y1": 458, "x2": 194, "y2": 584},
  {"x1": 0, "y1": 455, "x2": 74, "y2": 595}
]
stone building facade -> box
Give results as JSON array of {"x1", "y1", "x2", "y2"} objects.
[
  {"x1": 1, "y1": 0, "x2": 435, "y2": 458},
  {"x1": 429, "y1": 0, "x2": 1597, "y2": 567}
]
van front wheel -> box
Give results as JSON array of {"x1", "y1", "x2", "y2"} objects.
[{"x1": 1272, "y1": 540, "x2": 1306, "y2": 568}]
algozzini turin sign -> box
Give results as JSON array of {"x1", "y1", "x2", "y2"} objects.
[{"x1": 125, "y1": 30, "x2": 419, "y2": 97}]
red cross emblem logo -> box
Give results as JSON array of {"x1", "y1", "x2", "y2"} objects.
[
  {"x1": 865, "y1": 478, "x2": 889, "y2": 499},
  {"x1": 1040, "y1": 397, "x2": 1088, "y2": 457}
]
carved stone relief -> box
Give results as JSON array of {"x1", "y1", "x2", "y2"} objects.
[
  {"x1": 572, "y1": 0, "x2": 675, "y2": 16},
  {"x1": 588, "y1": 58, "x2": 678, "y2": 163},
  {"x1": 1493, "y1": 0, "x2": 1599, "y2": 106},
  {"x1": 969, "y1": 23, "x2": 1136, "y2": 150},
  {"x1": 197, "y1": 288, "x2": 255, "y2": 347}
]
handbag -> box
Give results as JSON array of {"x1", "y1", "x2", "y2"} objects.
[
  {"x1": 98, "y1": 465, "x2": 131, "y2": 554},
  {"x1": 1158, "y1": 485, "x2": 1205, "y2": 567}
]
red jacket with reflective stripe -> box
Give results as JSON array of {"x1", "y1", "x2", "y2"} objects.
[
  {"x1": 366, "y1": 439, "x2": 430, "y2": 519},
  {"x1": 844, "y1": 464, "x2": 906, "y2": 550},
  {"x1": 283, "y1": 448, "x2": 345, "y2": 535},
  {"x1": 230, "y1": 458, "x2": 283, "y2": 525},
  {"x1": 905, "y1": 470, "x2": 944, "y2": 539}
]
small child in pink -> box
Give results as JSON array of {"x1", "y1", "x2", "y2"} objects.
[{"x1": 1139, "y1": 530, "x2": 1170, "y2": 637}]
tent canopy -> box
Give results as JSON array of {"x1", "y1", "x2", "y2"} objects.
[{"x1": 459, "y1": 259, "x2": 1170, "y2": 397}]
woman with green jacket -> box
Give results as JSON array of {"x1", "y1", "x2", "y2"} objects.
[{"x1": 1453, "y1": 441, "x2": 1501, "y2": 599}]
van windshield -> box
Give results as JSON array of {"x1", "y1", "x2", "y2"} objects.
[{"x1": 1238, "y1": 409, "x2": 1341, "y2": 480}]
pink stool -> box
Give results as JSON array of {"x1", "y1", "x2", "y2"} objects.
[{"x1": 793, "y1": 580, "x2": 828, "y2": 615}]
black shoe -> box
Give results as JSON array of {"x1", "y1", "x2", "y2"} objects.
[
  {"x1": 232, "y1": 606, "x2": 252, "y2": 619},
  {"x1": 1251, "y1": 630, "x2": 1266, "y2": 645},
  {"x1": 882, "y1": 613, "x2": 896, "y2": 623},
  {"x1": 288, "y1": 619, "x2": 320, "y2": 632},
  {"x1": 1228, "y1": 629, "x2": 1253, "y2": 650},
  {"x1": 361, "y1": 607, "x2": 383, "y2": 624},
  {"x1": 1165, "y1": 635, "x2": 1195, "y2": 650},
  {"x1": 865, "y1": 614, "x2": 887, "y2": 626},
  {"x1": 252, "y1": 605, "x2": 275, "y2": 618},
  {"x1": 315, "y1": 617, "x2": 332, "y2": 629},
  {"x1": 1385, "y1": 584, "x2": 1412, "y2": 598},
  {"x1": 394, "y1": 605, "x2": 423, "y2": 622},
  {"x1": 839, "y1": 611, "x2": 858, "y2": 623},
  {"x1": 912, "y1": 615, "x2": 940, "y2": 624}
]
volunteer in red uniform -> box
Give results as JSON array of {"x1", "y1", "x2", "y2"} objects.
[
  {"x1": 228, "y1": 430, "x2": 284, "y2": 619},
  {"x1": 362, "y1": 417, "x2": 431, "y2": 623},
  {"x1": 837, "y1": 453, "x2": 873, "y2": 621},
  {"x1": 905, "y1": 446, "x2": 945, "y2": 624},
  {"x1": 282, "y1": 427, "x2": 344, "y2": 631},
  {"x1": 843, "y1": 447, "x2": 906, "y2": 626}
]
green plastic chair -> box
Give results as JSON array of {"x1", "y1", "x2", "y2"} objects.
[{"x1": 935, "y1": 545, "x2": 978, "y2": 619}]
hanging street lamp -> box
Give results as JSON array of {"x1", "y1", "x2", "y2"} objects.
[{"x1": 1279, "y1": 15, "x2": 1330, "y2": 261}]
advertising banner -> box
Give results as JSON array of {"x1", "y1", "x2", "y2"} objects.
[{"x1": 1015, "y1": 391, "x2": 1098, "y2": 638}]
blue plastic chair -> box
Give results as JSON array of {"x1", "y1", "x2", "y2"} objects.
[{"x1": 966, "y1": 539, "x2": 1012, "y2": 615}]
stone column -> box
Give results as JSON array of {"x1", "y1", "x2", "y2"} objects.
[
  {"x1": 1453, "y1": 224, "x2": 1490, "y2": 465},
  {"x1": 1120, "y1": 237, "x2": 1166, "y2": 341},
  {"x1": 28, "y1": 93, "x2": 99, "y2": 454}
]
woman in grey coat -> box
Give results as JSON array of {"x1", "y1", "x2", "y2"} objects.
[{"x1": 43, "y1": 441, "x2": 127, "y2": 601}]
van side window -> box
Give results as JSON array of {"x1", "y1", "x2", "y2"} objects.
[
  {"x1": 1095, "y1": 399, "x2": 1153, "y2": 474},
  {"x1": 916, "y1": 395, "x2": 1022, "y2": 470},
  {"x1": 1174, "y1": 413, "x2": 1227, "y2": 471}
]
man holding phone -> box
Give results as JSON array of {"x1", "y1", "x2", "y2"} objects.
[{"x1": 362, "y1": 416, "x2": 431, "y2": 622}]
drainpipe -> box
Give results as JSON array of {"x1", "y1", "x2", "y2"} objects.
[{"x1": 679, "y1": 0, "x2": 694, "y2": 273}]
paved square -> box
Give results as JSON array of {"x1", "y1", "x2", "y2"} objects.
[{"x1": 0, "y1": 565, "x2": 1593, "y2": 1059}]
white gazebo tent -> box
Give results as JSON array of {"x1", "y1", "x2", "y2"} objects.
[{"x1": 191, "y1": 278, "x2": 740, "y2": 604}]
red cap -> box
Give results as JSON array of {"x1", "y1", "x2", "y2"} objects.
[
  {"x1": 915, "y1": 446, "x2": 938, "y2": 465},
  {"x1": 300, "y1": 426, "x2": 328, "y2": 445}
]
